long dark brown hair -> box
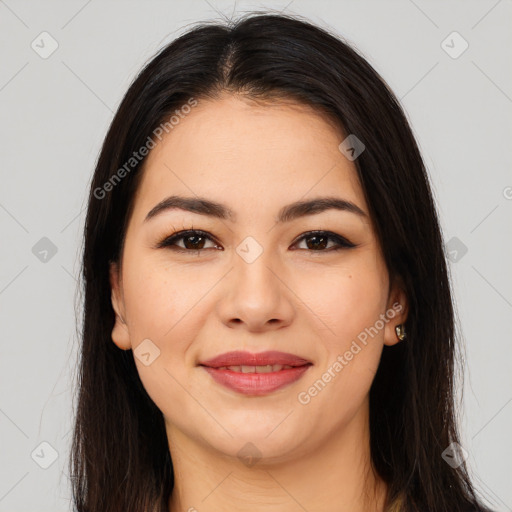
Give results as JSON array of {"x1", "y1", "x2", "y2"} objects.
[{"x1": 70, "y1": 10, "x2": 489, "y2": 512}]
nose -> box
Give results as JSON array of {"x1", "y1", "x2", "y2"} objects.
[{"x1": 216, "y1": 247, "x2": 295, "y2": 333}]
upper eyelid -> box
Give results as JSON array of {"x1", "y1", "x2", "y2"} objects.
[{"x1": 156, "y1": 229, "x2": 219, "y2": 249}]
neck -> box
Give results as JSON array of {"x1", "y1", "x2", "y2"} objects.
[{"x1": 167, "y1": 402, "x2": 387, "y2": 512}]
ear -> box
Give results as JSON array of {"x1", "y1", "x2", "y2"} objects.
[
  {"x1": 109, "y1": 261, "x2": 131, "y2": 350},
  {"x1": 383, "y1": 277, "x2": 409, "y2": 347}
]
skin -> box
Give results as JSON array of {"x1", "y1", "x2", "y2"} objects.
[{"x1": 109, "y1": 94, "x2": 408, "y2": 512}]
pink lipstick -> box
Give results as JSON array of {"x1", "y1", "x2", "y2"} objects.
[{"x1": 199, "y1": 350, "x2": 312, "y2": 396}]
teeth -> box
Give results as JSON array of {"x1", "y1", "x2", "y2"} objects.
[
  {"x1": 255, "y1": 365, "x2": 274, "y2": 373},
  {"x1": 217, "y1": 364, "x2": 294, "y2": 373}
]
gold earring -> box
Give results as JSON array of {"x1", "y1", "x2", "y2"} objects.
[{"x1": 395, "y1": 324, "x2": 406, "y2": 341}]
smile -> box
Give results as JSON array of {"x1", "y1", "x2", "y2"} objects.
[
  {"x1": 201, "y1": 363, "x2": 312, "y2": 395},
  {"x1": 199, "y1": 350, "x2": 313, "y2": 396}
]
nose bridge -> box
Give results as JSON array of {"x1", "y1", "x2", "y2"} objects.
[
  {"x1": 217, "y1": 234, "x2": 294, "y2": 330},
  {"x1": 233, "y1": 234, "x2": 280, "y2": 301}
]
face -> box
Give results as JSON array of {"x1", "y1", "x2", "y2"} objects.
[{"x1": 109, "y1": 94, "x2": 407, "y2": 463}]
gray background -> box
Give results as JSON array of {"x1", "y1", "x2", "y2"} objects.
[{"x1": 0, "y1": 0, "x2": 511, "y2": 510}]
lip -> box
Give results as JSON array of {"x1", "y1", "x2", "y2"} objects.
[
  {"x1": 199, "y1": 350, "x2": 311, "y2": 368},
  {"x1": 199, "y1": 351, "x2": 312, "y2": 396}
]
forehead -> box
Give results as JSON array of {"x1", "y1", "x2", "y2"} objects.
[{"x1": 130, "y1": 95, "x2": 369, "y2": 224}]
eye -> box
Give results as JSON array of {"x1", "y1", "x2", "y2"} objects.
[
  {"x1": 156, "y1": 229, "x2": 221, "y2": 253},
  {"x1": 291, "y1": 230, "x2": 356, "y2": 252},
  {"x1": 157, "y1": 229, "x2": 355, "y2": 254}
]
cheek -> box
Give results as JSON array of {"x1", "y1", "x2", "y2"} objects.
[
  {"x1": 302, "y1": 260, "x2": 388, "y2": 348},
  {"x1": 298, "y1": 259, "x2": 387, "y2": 398},
  {"x1": 118, "y1": 257, "x2": 205, "y2": 419},
  {"x1": 120, "y1": 255, "x2": 207, "y2": 423},
  {"x1": 122, "y1": 252, "x2": 208, "y2": 343}
]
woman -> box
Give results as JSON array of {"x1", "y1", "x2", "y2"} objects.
[{"x1": 70, "y1": 11, "x2": 492, "y2": 512}]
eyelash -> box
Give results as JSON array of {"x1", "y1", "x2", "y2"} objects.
[{"x1": 156, "y1": 229, "x2": 356, "y2": 254}]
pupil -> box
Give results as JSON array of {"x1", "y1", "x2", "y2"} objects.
[
  {"x1": 184, "y1": 235, "x2": 204, "y2": 250},
  {"x1": 307, "y1": 235, "x2": 327, "y2": 250}
]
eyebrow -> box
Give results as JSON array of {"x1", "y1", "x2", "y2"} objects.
[{"x1": 144, "y1": 195, "x2": 367, "y2": 224}]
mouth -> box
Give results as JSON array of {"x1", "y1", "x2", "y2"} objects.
[{"x1": 199, "y1": 350, "x2": 313, "y2": 396}]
